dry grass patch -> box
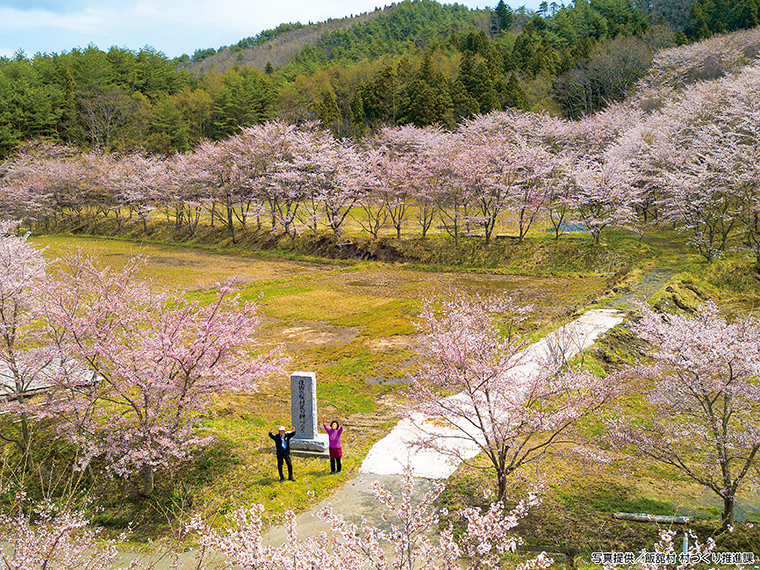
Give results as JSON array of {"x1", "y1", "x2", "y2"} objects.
[{"x1": 31, "y1": 235, "x2": 335, "y2": 292}]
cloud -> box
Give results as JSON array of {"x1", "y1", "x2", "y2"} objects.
[
  {"x1": 0, "y1": 0, "x2": 400, "y2": 56},
  {"x1": 0, "y1": 7, "x2": 101, "y2": 34}
]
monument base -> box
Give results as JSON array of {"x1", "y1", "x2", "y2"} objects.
[
  {"x1": 291, "y1": 448, "x2": 329, "y2": 459},
  {"x1": 290, "y1": 433, "x2": 329, "y2": 453}
]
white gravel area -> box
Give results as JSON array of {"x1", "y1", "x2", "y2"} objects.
[{"x1": 359, "y1": 308, "x2": 626, "y2": 478}]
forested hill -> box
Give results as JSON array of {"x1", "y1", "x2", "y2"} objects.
[
  {"x1": 1, "y1": 0, "x2": 759, "y2": 158},
  {"x1": 176, "y1": 8, "x2": 391, "y2": 74},
  {"x1": 175, "y1": 2, "x2": 485, "y2": 75}
]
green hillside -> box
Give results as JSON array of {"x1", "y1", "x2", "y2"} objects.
[{"x1": 1, "y1": 0, "x2": 759, "y2": 157}]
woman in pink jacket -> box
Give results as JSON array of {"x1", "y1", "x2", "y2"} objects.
[{"x1": 322, "y1": 419, "x2": 343, "y2": 474}]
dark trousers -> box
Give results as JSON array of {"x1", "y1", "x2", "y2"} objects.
[
  {"x1": 277, "y1": 453, "x2": 293, "y2": 480},
  {"x1": 330, "y1": 457, "x2": 342, "y2": 473}
]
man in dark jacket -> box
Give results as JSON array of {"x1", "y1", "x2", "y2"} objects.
[{"x1": 268, "y1": 425, "x2": 296, "y2": 482}]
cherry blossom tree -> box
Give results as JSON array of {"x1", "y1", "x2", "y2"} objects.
[
  {"x1": 609, "y1": 123, "x2": 668, "y2": 228},
  {"x1": 230, "y1": 121, "x2": 300, "y2": 233},
  {"x1": 709, "y1": 67, "x2": 760, "y2": 263},
  {"x1": 0, "y1": 155, "x2": 42, "y2": 226},
  {"x1": 410, "y1": 295, "x2": 614, "y2": 501},
  {"x1": 0, "y1": 141, "x2": 80, "y2": 227},
  {"x1": 159, "y1": 151, "x2": 207, "y2": 237},
  {"x1": 40, "y1": 254, "x2": 284, "y2": 496},
  {"x1": 570, "y1": 155, "x2": 635, "y2": 245},
  {"x1": 455, "y1": 129, "x2": 552, "y2": 245},
  {"x1": 0, "y1": 221, "x2": 49, "y2": 470},
  {"x1": 190, "y1": 139, "x2": 244, "y2": 242},
  {"x1": 543, "y1": 158, "x2": 576, "y2": 241},
  {"x1": 0, "y1": 504, "x2": 147, "y2": 570},
  {"x1": 4, "y1": 151, "x2": 94, "y2": 230},
  {"x1": 289, "y1": 127, "x2": 362, "y2": 237},
  {"x1": 609, "y1": 303, "x2": 760, "y2": 528},
  {"x1": 352, "y1": 148, "x2": 387, "y2": 239},
  {"x1": 453, "y1": 136, "x2": 505, "y2": 246},
  {"x1": 369, "y1": 126, "x2": 415, "y2": 239},
  {"x1": 370, "y1": 125, "x2": 448, "y2": 240},
  {"x1": 106, "y1": 153, "x2": 166, "y2": 234},
  {"x1": 428, "y1": 136, "x2": 471, "y2": 246},
  {"x1": 649, "y1": 85, "x2": 745, "y2": 260}
]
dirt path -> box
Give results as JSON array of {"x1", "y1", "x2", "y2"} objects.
[{"x1": 610, "y1": 236, "x2": 688, "y2": 308}]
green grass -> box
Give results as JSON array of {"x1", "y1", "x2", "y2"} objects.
[
  {"x1": 331, "y1": 299, "x2": 418, "y2": 336},
  {"x1": 581, "y1": 483, "x2": 676, "y2": 515}
]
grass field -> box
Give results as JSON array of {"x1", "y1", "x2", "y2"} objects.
[{"x1": 13, "y1": 231, "x2": 760, "y2": 554}]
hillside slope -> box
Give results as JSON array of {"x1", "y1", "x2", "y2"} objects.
[
  {"x1": 633, "y1": 25, "x2": 760, "y2": 106},
  {"x1": 181, "y1": 7, "x2": 390, "y2": 74}
]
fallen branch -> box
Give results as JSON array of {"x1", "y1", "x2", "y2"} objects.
[{"x1": 613, "y1": 512, "x2": 691, "y2": 524}]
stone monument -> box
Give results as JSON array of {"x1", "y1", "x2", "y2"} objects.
[{"x1": 289, "y1": 371, "x2": 329, "y2": 453}]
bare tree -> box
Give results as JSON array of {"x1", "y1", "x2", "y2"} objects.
[{"x1": 75, "y1": 85, "x2": 139, "y2": 150}]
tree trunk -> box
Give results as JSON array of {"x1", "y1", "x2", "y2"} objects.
[
  {"x1": 227, "y1": 206, "x2": 237, "y2": 243},
  {"x1": 721, "y1": 496, "x2": 734, "y2": 529},
  {"x1": 86, "y1": 463, "x2": 96, "y2": 484},
  {"x1": 20, "y1": 414, "x2": 35, "y2": 472},
  {"x1": 139, "y1": 465, "x2": 155, "y2": 497},
  {"x1": 497, "y1": 470, "x2": 507, "y2": 502}
]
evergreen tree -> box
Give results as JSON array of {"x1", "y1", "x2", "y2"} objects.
[
  {"x1": 733, "y1": 0, "x2": 760, "y2": 29},
  {"x1": 315, "y1": 90, "x2": 342, "y2": 129},
  {"x1": 450, "y1": 78, "x2": 480, "y2": 118},
  {"x1": 400, "y1": 52, "x2": 453, "y2": 126},
  {"x1": 502, "y1": 72, "x2": 528, "y2": 110},
  {"x1": 493, "y1": 0, "x2": 515, "y2": 32},
  {"x1": 372, "y1": 65, "x2": 399, "y2": 124},
  {"x1": 211, "y1": 68, "x2": 272, "y2": 138},
  {"x1": 512, "y1": 34, "x2": 536, "y2": 73},
  {"x1": 149, "y1": 97, "x2": 190, "y2": 153},
  {"x1": 688, "y1": 0, "x2": 717, "y2": 38},
  {"x1": 60, "y1": 68, "x2": 80, "y2": 144},
  {"x1": 350, "y1": 91, "x2": 366, "y2": 126}
]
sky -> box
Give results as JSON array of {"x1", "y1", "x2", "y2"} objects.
[{"x1": 0, "y1": 0, "x2": 545, "y2": 60}]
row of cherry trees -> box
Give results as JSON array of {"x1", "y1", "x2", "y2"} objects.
[
  {"x1": 1, "y1": 55, "x2": 759, "y2": 258},
  {"x1": 0, "y1": 109, "x2": 636, "y2": 247}
]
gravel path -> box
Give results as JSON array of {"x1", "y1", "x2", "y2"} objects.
[{"x1": 358, "y1": 308, "x2": 625, "y2": 479}]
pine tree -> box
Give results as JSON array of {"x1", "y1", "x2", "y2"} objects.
[
  {"x1": 502, "y1": 72, "x2": 528, "y2": 110},
  {"x1": 493, "y1": 0, "x2": 515, "y2": 32},
  {"x1": 316, "y1": 90, "x2": 341, "y2": 129}
]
